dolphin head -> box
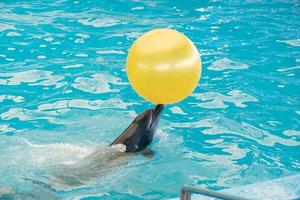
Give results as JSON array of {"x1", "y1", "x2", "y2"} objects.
[{"x1": 111, "y1": 104, "x2": 164, "y2": 152}]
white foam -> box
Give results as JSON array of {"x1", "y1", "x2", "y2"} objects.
[
  {"x1": 6, "y1": 32, "x2": 21, "y2": 37},
  {"x1": 100, "y1": 31, "x2": 141, "y2": 40},
  {"x1": 195, "y1": 7, "x2": 211, "y2": 12},
  {"x1": 286, "y1": 73, "x2": 295, "y2": 76},
  {"x1": 211, "y1": 77, "x2": 223, "y2": 81},
  {"x1": 221, "y1": 174, "x2": 300, "y2": 200},
  {"x1": 267, "y1": 120, "x2": 281, "y2": 126},
  {"x1": 78, "y1": 18, "x2": 126, "y2": 28},
  {"x1": 95, "y1": 57, "x2": 104, "y2": 62},
  {"x1": 283, "y1": 130, "x2": 300, "y2": 136},
  {"x1": 197, "y1": 15, "x2": 210, "y2": 21},
  {"x1": 44, "y1": 37, "x2": 54, "y2": 42},
  {"x1": 72, "y1": 73, "x2": 126, "y2": 94},
  {"x1": 75, "y1": 53, "x2": 88, "y2": 57},
  {"x1": 5, "y1": 58, "x2": 14, "y2": 62},
  {"x1": 75, "y1": 33, "x2": 90, "y2": 38},
  {"x1": 171, "y1": 116, "x2": 299, "y2": 147},
  {"x1": 193, "y1": 90, "x2": 258, "y2": 109},
  {"x1": 74, "y1": 33, "x2": 89, "y2": 44},
  {"x1": 0, "y1": 23, "x2": 15, "y2": 32},
  {"x1": 74, "y1": 38, "x2": 85, "y2": 44},
  {"x1": 64, "y1": 89, "x2": 72, "y2": 93},
  {"x1": 0, "y1": 98, "x2": 134, "y2": 122},
  {"x1": 0, "y1": 70, "x2": 65, "y2": 88},
  {"x1": 278, "y1": 39, "x2": 300, "y2": 47},
  {"x1": 51, "y1": 42, "x2": 61, "y2": 45},
  {"x1": 62, "y1": 64, "x2": 83, "y2": 69},
  {"x1": 184, "y1": 142, "x2": 249, "y2": 185},
  {"x1": 0, "y1": 124, "x2": 15, "y2": 133},
  {"x1": 23, "y1": 140, "x2": 95, "y2": 166},
  {"x1": 96, "y1": 50, "x2": 125, "y2": 55},
  {"x1": 208, "y1": 58, "x2": 249, "y2": 71},
  {"x1": 111, "y1": 144, "x2": 126, "y2": 152},
  {"x1": 277, "y1": 65, "x2": 300, "y2": 72},
  {"x1": 205, "y1": 139, "x2": 223, "y2": 144},
  {"x1": 131, "y1": 6, "x2": 144, "y2": 10},
  {"x1": 170, "y1": 106, "x2": 187, "y2": 115},
  {"x1": 1, "y1": 108, "x2": 30, "y2": 121},
  {"x1": 12, "y1": 42, "x2": 29, "y2": 46},
  {"x1": 0, "y1": 95, "x2": 24, "y2": 103},
  {"x1": 37, "y1": 55, "x2": 46, "y2": 59}
]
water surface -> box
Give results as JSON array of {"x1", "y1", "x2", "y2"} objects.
[{"x1": 0, "y1": 0, "x2": 300, "y2": 199}]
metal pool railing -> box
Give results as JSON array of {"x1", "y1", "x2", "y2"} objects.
[
  {"x1": 180, "y1": 185, "x2": 253, "y2": 200},
  {"x1": 180, "y1": 175, "x2": 300, "y2": 200}
]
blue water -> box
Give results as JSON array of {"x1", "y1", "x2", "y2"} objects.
[{"x1": 0, "y1": 0, "x2": 300, "y2": 199}]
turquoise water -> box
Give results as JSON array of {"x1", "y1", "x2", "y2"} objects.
[{"x1": 0, "y1": 0, "x2": 300, "y2": 199}]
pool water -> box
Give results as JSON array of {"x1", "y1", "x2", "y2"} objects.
[{"x1": 0, "y1": 0, "x2": 300, "y2": 199}]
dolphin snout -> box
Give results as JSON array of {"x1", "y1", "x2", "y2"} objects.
[{"x1": 153, "y1": 104, "x2": 164, "y2": 119}]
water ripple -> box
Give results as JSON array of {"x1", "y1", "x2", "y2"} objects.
[
  {"x1": 1, "y1": 98, "x2": 132, "y2": 122},
  {"x1": 171, "y1": 116, "x2": 299, "y2": 147},
  {"x1": 278, "y1": 39, "x2": 300, "y2": 47},
  {"x1": 0, "y1": 70, "x2": 65, "y2": 88},
  {"x1": 0, "y1": 95, "x2": 24, "y2": 103},
  {"x1": 192, "y1": 90, "x2": 258, "y2": 109},
  {"x1": 72, "y1": 73, "x2": 127, "y2": 94},
  {"x1": 0, "y1": 0, "x2": 299, "y2": 198},
  {"x1": 78, "y1": 18, "x2": 127, "y2": 28},
  {"x1": 208, "y1": 58, "x2": 249, "y2": 71},
  {"x1": 0, "y1": 124, "x2": 16, "y2": 133}
]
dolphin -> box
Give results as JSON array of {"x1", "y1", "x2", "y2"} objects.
[
  {"x1": 111, "y1": 104, "x2": 164, "y2": 152},
  {"x1": 32, "y1": 104, "x2": 164, "y2": 191}
]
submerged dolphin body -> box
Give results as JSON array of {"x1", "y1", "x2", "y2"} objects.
[
  {"x1": 38, "y1": 105, "x2": 164, "y2": 190},
  {"x1": 111, "y1": 104, "x2": 164, "y2": 152}
]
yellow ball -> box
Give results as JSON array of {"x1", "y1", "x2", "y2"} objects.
[{"x1": 126, "y1": 29, "x2": 202, "y2": 104}]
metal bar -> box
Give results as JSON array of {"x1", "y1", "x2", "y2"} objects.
[
  {"x1": 180, "y1": 189, "x2": 191, "y2": 200},
  {"x1": 180, "y1": 185, "x2": 253, "y2": 200}
]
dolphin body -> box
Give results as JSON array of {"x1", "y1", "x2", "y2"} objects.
[
  {"x1": 37, "y1": 105, "x2": 164, "y2": 191},
  {"x1": 111, "y1": 104, "x2": 164, "y2": 152}
]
